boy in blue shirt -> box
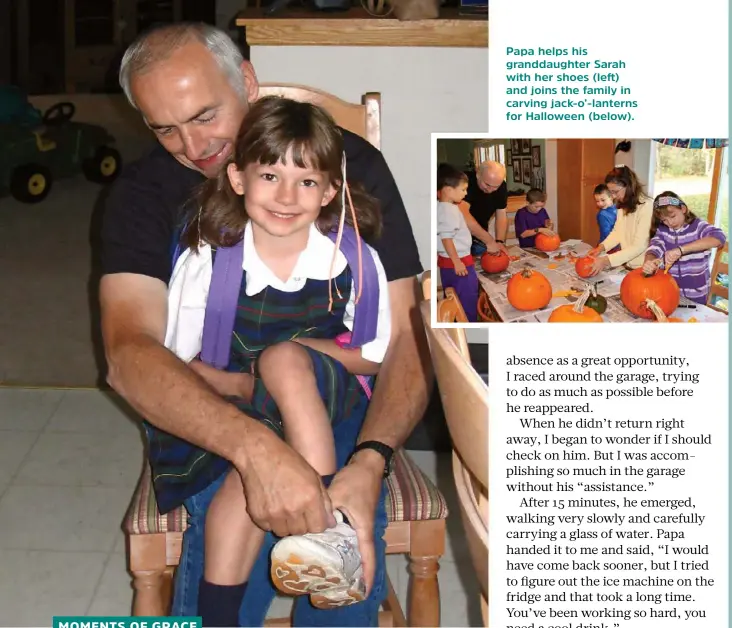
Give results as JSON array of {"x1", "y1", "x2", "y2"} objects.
[{"x1": 594, "y1": 183, "x2": 617, "y2": 243}]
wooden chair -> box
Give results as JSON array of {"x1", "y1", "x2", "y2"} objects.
[
  {"x1": 258, "y1": 83, "x2": 382, "y2": 151},
  {"x1": 421, "y1": 270, "x2": 432, "y2": 301},
  {"x1": 124, "y1": 85, "x2": 447, "y2": 627},
  {"x1": 438, "y1": 287, "x2": 469, "y2": 326},
  {"x1": 707, "y1": 242, "x2": 729, "y2": 312},
  {"x1": 420, "y1": 301, "x2": 488, "y2": 626}
]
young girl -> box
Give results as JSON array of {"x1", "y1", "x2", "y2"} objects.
[
  {"x1": 163, "y1": 96, "x2": 391, "y2": 625},
  {"x1": 642, "y1": 191, "x2": 726, "y2": 304},
  {"x1": 514, "y1": 187, "x2": 555, "y2": 248}
]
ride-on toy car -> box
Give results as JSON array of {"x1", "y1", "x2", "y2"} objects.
[{"x1": 0, "y1": 86, "x2": 122, "y2": 203}]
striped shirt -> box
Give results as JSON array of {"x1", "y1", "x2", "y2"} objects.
[{"x1": 647, "y1": 218, "x2": 727, "y2": 303}]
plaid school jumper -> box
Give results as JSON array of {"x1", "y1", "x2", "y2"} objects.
[{"x1": 147, "y1": 265, "x2": 370, "y2": 515}]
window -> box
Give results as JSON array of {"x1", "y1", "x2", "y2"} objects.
[
  {"x1": 474, "y1": 142, "x2": 505, "y2": 167},
  {"x1": 653, "y1": 144, "x2": 727, "y2": 228}
]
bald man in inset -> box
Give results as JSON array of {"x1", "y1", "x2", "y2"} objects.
[{"x1": 462, "y1": 160, "x2": 510, "y2": 255}]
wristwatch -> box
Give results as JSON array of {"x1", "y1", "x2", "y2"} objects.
[
  {"x1": 496, "y1": 239, "x2": 505, "y2": 244},
  {"x1": 351, "y1": 441, "x2": 395, "y2": 478}
]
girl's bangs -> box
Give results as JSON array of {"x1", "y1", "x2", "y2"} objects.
[{"x1": 242, "y1": 132, "x2": 339, "y2": 177}]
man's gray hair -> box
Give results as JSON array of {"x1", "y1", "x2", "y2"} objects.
[{"x1": 119, "y1": 23, "x2": 247, "y2": 109}]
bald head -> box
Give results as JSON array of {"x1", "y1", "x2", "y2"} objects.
[
  {"x1": 476, "y1": 160, "x2": 506, "y2": 194},
  {"x1": 119, "y1": 23, "x2": 248, "y2": 109}
]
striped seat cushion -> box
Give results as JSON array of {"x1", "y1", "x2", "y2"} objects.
[{"x1": 124, "y1": 448, "x2": 448, "y2": 535}]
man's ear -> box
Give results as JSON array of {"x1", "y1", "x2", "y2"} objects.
[
  {"x1": 241, "y1": 61, "x2": 259, "y2": 104},
  {"x1": 227, "y1": 163, "x2": 246, "y2": 196}
]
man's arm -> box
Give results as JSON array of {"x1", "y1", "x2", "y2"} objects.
[
  {"x1": 458, "y1": 202, "x2": 495, "y2": 244},
  {"x1": 330, "y1": 133, "x2": 434, "y2": 594},
  {"x1": 457, "y1": 202, "x2": 504, "y2": 253},
  {"x1": 329, "y1": 276, "x2": 432, "y2": 595},
  {"x1": 354, "y1": 277, "x2": 431, "y2": 449},
  {"x1": 495, "y1": 208, "x2": 509, "y2": 242},
  {"x1": 100, "y1": 272, "x2": 335, "y2": 536}
]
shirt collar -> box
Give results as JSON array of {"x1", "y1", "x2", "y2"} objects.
[{"x1": 241, "y1": 222, "x2": 347, "y2": 295}]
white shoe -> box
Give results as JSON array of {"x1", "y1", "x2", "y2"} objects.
[{"x1": 270, "y1": 511, "x2": 366, "y2": 608}]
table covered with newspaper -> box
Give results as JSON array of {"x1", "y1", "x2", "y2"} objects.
[{"x1": 476, "y1": 240, "x2": 727, "y2": 323}]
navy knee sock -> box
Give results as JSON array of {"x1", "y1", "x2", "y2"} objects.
[{"x1": 198, "y1": 579, "x2": 247, "y2": 627}]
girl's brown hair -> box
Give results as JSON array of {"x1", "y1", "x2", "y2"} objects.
[
  {"x1": 651, "y1": 191, "x2": 697, "y2": 237},
  {"x1": 184, "y1": 96, "x2": 382, "y2": 250},
  {"x1": 604, "y1": 165, "x2": 649, "y2": 214}
]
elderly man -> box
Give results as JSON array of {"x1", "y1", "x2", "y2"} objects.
[
  {"x1": 465, "y1": 160, "x2": 510, "y2": 253},
  {"x1": 99, "y1": 22, "x2": 430, "y2": 626}
]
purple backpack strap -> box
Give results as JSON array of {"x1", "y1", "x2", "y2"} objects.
[
  {"x1": 200, "y1": 241, "x2": 244, "y2": 369},
  {"x1": 327, "y1": 226, "x2": 379, "y2": 348},
  {"x1": 200, "y1": 226, "x2": 379, "y2": 370}
]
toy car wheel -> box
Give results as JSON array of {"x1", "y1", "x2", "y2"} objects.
[
  {"x1": 84, "y1": 146, "x2": 122, "y2": 184},
  {"x1": 10, "y1": 164, "x2": 53, "y2": 203}
]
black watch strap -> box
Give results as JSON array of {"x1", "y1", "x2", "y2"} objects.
[
  {"x1": 351, "y1": 441, "x2": 395, "y2": 478},
  {"x1": 496, "y1": 239, "x2": 505, "y2": 244}
]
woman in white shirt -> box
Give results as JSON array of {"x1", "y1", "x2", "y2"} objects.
[{"x1": 587, "y1": 165, "x2": 653, "y2": 274}]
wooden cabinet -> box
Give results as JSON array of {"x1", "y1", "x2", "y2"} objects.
[
  {"x1": 505, "y1": 195, "x2": 525, "y2": 246},
  {"x1": 556, "y1": 139, "x2": 616, "y2": 245}
]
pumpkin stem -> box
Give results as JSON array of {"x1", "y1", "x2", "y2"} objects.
[
  {"x1": 645, "y1": 298, "x2": 667, "y2": 322},
  {"x1": 521, "y1": 268, "x2": 534, "y2": 278},
  {"x1": 573, "y1": 283, "x2": 592, "y2": 313}
]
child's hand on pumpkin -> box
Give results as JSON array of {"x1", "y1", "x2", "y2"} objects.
[
  {"x1": 642, "y1": 258, "x2": 661, "y2": 275},
  {"x1": 588, "y1": 246, "x2": 602, "y2": 258}
]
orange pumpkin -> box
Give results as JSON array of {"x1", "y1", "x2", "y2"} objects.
[
  {"x1": 620, "y1": 268, "x2": 680, "y2": 319},
  {"x1": 535, "y1": 232, "x2": 561, "y2": 252},
  {"x1": 575, "y1": 256, "x2": 595, "y2": 278},
  {"x1": 481, "y1": 250, "x2": 510, "y2": 273},
  {"x1": 548, "y1": 303, "x2": 603, "y2": 322},
  {"x1": 506, "y1": 269, "x2": 552, "y2": 311}
]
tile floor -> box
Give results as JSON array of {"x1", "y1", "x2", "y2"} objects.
[{"x1": 0, "y1": 387, "x2": 481, "y2": 626}]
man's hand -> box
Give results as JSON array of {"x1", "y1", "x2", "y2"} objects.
[
  {"x1": 328, "y1": 450, "x2": 384, "y2": 596},
  {"x1": 484, "y1": 240, "x2": 510, "y2": 256},
  {"x1": 238, "y1": 435, "x2": 337, "y2": 537},
  {"x1": 187, "y1": 359, "x2": 255, "y2": 400}
]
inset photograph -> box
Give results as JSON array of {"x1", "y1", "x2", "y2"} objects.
[{"x1": 433, "y1": 137, "x2": 729, "y2": 323}]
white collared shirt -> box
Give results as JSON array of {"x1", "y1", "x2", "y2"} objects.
[{"x1": 164, "y1": 222, "x2": 391, "y2": 364}]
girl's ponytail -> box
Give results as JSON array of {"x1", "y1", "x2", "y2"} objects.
[{"x1": 184, "y1": 164, "x2": 247, "y2": 251}]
